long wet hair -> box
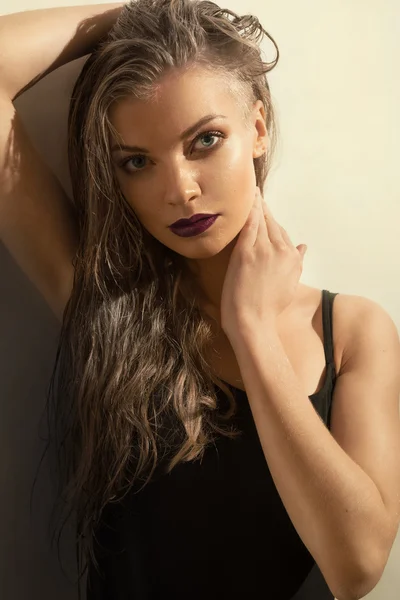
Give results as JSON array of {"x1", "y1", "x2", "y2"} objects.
[{"x1": 41, "y1": 0, "x2": 279, "y2": 588}]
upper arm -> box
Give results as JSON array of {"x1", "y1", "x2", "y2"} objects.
[
  {"x1": 331, "y1": 295, "x2": 400, "y2": 551},
  {"x1": 0, "y1": 93, "x2": 77, "y2": 321}
]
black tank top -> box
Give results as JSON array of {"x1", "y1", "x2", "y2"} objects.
[{"x1": 86, "y1": 289, "x2": 338, "y2": 600}]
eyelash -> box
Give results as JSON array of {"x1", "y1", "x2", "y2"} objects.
[{"x1": 119, "y1": 130, "x2": 226, "y2": 173}]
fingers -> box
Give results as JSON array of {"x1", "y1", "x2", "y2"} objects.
[
  {"x1": 244, "y1": 187, "x2": 295, "y2": 250},
  {"x1": 257, "y1": 187, "x2": 289, "y2": 249},
  {"x1": 255, "y1": 187, "x2": 269, "y2": 243}
]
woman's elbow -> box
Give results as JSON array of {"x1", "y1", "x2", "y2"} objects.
[{"x1": 332, "y1": 558, "x2": 385, "y2": 600}]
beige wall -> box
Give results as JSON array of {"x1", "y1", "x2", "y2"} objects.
[{"x1": 0, "y1": 1, "x2": 399, "y2": 599}]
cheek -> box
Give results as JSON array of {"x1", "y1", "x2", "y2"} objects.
[
  {"x1": 215, "y1": 138, "x2": 257, "y2": 202},
  {"x1": 220, "y1": 135, "x2": 255, "y2": 180}
]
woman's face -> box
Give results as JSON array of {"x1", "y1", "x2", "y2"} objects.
[{"x1": 109, "y1": 66, "x2": 267, "y2": 260}]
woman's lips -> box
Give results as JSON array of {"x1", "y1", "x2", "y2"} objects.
[{"x1": 169, "y1": 215, "x2": 219, "y2": 237}]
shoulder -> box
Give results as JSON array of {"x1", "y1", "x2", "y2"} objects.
[
  {"x1": 298, "y1": 285, "x2": 400, "y2": 376},
  {"x1": 332, "y1": 292, "x2": 400, "y2": 376}
]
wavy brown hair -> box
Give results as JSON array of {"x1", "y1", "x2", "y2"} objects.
[{"x1": 42, "y1": 0, "x2": 280, "y2": 588}]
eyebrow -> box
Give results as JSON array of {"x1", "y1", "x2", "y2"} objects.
[{"x1": 110, "y1": 113, "x2": 227, "y2": 154}]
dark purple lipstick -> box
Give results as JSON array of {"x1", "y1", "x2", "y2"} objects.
[{"x1": 169, "y1": 214, "x2": 219, "y2": 238}]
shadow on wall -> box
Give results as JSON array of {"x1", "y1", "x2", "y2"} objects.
[
  {"x1": 0, "y1": 242, "x2": 79, "y2": 599},
  {"x1": 0, "y1": 59, "x2": 87, "y2": 600}
]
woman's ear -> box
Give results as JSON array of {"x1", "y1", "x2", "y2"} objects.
[{"x1": 252, "y1": 100, "x2": 268, "y2": 158}]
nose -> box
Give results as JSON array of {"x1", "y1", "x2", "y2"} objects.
[{"x1": 162, "y1": 159, "x2": 201, "y2": 206}]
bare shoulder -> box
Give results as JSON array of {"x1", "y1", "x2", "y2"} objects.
[
  {"x1": 331, "y1": 292, "x2": 400, "y2": 376},
  {"x1": 298, "y1": 284, "x2": 400, "y2": 376}
]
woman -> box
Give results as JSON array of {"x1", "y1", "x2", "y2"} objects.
[{"x1": 0, "y1": 1, "x2": 399, "y2": 599}]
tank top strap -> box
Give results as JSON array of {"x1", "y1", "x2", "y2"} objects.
[{"x1": 321, "y1": 289, "x2": 338, "y2": 369}]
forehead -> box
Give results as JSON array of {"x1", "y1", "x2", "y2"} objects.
[{"x1": 108, "y1": 66, "x2": 243, "y2": 141}]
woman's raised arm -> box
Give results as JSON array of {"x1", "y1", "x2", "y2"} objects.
[
  {"x1": 0, "y1": 3, "x2": 125, "y2": 101},
  {"x1": 0, "y1": 3, "x2": 124, "y2": 320}
]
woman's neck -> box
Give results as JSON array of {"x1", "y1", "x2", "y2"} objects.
[{"x1": 185, "y1": 236, "x2": 237, "y2": 326}]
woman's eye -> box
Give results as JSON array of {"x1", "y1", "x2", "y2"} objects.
[
  {"x1": 120, "y1": 155, "x2": 148, "y2": 172},
  {"x1": 192, "y1": 131, "x2": 224, "y2": 152}
]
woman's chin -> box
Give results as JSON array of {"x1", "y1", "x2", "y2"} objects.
[{"x1": 170, "y1": 235, "x2": 235, "y2": 260}]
